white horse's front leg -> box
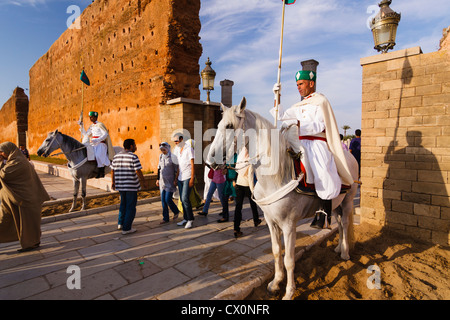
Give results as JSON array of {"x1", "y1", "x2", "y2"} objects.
[
  {"x1": 266, "y1": 220, "x2": 284, "y2": 295},
  {"x1": 282, "y1": 225, "x2": 296, "y2": 300}
]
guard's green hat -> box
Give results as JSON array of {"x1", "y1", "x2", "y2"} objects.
[
  {"x1": 295, "y1": 70, "x2": 316, "y2": 82},
  {"x1": 89, "y1": 111, "x2": 98, "y2": 117}
]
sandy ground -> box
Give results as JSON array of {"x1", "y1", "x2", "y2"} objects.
[
  {"x1": 41, "y1": 190, "x2": 160, "y2": 217},
  {"x1": 248, "y1": 223, "x2": 450, "y2": 300}
]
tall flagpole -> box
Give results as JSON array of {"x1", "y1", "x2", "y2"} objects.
[
  {"x1": 274, "y1": 0, "x2": 287, "y2": 127},
  {"x1": 81, "y1": 80, "x2": 84, "y2": 119},
  {"x1": 80, "y1": 70, "x2": 84, "y2": 140}
]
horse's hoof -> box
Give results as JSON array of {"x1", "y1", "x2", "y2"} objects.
[
  {"x1": 267, "y1": 282, "x2": 280, "y2": 297},
  {"x1": 340, "y1": 252, "x2": 350, "y2": 261},
  {"x1": 68, "y1": 208, "x2": 75, "y2": 213}
]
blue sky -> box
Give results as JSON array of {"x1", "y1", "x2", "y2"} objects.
[{"x1": 1, "y1": 0, "x2": 449, "y2": 135}]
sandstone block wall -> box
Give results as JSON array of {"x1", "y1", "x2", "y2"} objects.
[
  {"x1": 0, "y1": 87, "x2": 29, "y2": 147},
  {"x1": 360, "y1": 38, "x2": 450, "y2": 246},
  {"x1": 27, "y1": 0, "x2": 202, "y2": 171}
]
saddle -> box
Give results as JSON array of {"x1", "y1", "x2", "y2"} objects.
[{"x1": 83, "y1": 143, "x2": 96, "y2": 161}]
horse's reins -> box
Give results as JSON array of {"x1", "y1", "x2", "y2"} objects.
[{"x1": 49, "y1": 146, "x2": 86, "y2": 157}]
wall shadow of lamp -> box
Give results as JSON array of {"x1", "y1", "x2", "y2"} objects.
[
  {"x1": 370, "y1": 0, "x2": 401, "y2": 53},
  {"x1": 201, "y1": 57, "x2": 216, "y2": 104},
  {"x1": 383, "y1": 57, "x2": 412, "y2": 220}
]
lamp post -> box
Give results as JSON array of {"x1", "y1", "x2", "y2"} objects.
[
  {"x1": 370, "y1": 0, "x2": 401, "y2": 53},
  {"x1": 201, "y1": 57, "x2": 216, "y2": 103}
]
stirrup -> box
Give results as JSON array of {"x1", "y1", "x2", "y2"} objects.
[{"x1": 310, "y1": 210, "x2": 331, "y2": 229}]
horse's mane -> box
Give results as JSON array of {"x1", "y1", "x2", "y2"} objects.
[
  {"x1": 245, "y1": 109, "x2": 294, "y2": 187},
  {"x1": 59, "y1": 132, "x2": 84, "y2": 150}
]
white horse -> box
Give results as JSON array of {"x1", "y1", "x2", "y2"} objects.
[{"x1": 207, "y1": 97, "x2": 358, "y2": 300}]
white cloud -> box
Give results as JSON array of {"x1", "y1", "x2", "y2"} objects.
[{"x1": 0, "y1": 0, "x2": 47, "y2": 6}]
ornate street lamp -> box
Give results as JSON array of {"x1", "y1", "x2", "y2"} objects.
[
  {"x1": 370, "y1": 0, "x2": 401, "y2": 53},
  {"x1": 201, "y1": 57, "x2": 216, "y2": 103}
]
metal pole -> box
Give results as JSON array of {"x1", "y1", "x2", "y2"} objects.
[
  {"x1": 80, "y1": 78, "x2": 84, "y2": 140},
  {"x1": 274, "y1": 1, "x2": 286, "y2": 127}
]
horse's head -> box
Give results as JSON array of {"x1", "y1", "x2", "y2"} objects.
[
  {"x1": 37, "y1": 130, "x2": 60, "y2": 157},
  {"x1": 207, "y1": 97, "x2": 247, "y2": 167}
]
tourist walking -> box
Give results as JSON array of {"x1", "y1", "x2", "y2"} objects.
[
  {"x1": 111, "y1": 139, "x2": 147, "y2": 234},
  {"x1": 223, "y1": 153, "x2": 237, "y2": 202},
  {"x1": 349, "y1": 129, "x2": 361, "y2": 178},
  {"x1": 156, "y1": 142, "x2": 180, "y2": 223},
  {"x1": 174, "y1": 138, "x2": 195, "y2": 229},
  {"x1": 340, "y1": 134, "x2": 349, "y2": 151},
  {"x1": 199, "y1": 166, "x2": 229, "y2": 222},
  {"x1": 19, "y1": 144, "x2": 31, "y2": 160},
  {"x1": 233, "y1": 147, "x2": 261, "y2": 238},
  {"x1": 0, "y1": 142, "x2": 50, "y2": 252},
  {"x1": 203, "y1": 163, "x2": 219, "y2": 203}
]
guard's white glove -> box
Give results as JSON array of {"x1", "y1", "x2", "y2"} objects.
[
  {"x1": 273, "y1": 83, "x2": 281, "y2": 102},
  {"x1": 272, "y1": 83, "x2": 281, "y2": 98}
]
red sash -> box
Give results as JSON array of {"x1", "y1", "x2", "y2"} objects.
[{"x1": 299, "y1": 135, "x2": 327, "y2": 142}]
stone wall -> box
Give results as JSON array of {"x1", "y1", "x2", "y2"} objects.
[
  {"x1": 0, "y1": 87, "x2": 29, "y2": 147},
  {"x1": 27, "y1": 0, "x2": 202, "y2": 171},
  {"x1": 360, "y1": 34, "x2": 450, "y2": 246}
]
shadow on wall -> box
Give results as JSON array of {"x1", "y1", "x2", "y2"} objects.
[{"x1": 382, "y1": 57, "x2": 450, "y2": 242}]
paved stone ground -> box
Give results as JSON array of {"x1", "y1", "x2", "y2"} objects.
[
  {"x1": 0, "y1": 173, "x2": 360, "y2": 300},
  {"x1": 37, "y1": 171, "x2": 108, "y2": 200}
]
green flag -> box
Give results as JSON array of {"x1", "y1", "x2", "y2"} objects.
[
  {"x1": 282, "y1": 0, "x2": 296, "y2": 4},
  {"x1": 80, "y1": 70, "x2": 90, "y2": 86}
]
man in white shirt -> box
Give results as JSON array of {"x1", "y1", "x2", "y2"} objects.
[
  {"x1": 271, "y1": 70, "x2": 353, "y2": 229},
  {"x1": 173, "y1": 135, "x2": 195, "y2": 229},
  {"x1": 79, "y1": 111, "x2": 114, "y2": 178}
]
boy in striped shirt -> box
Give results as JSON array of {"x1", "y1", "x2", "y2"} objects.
[{"x1": 111, "y1": 139, "x2": 147, "y2": 234}]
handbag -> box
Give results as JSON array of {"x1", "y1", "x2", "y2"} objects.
[{"x1": 208, "y1": 168, "x2": 214, "y2": 179}]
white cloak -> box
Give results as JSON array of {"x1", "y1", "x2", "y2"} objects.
[
  {"x1": 271, "y1": 92, "x2": 353, "y2": 200},
  {"x1": 80, "y1": 121, "x2": 114, "y2": 167}
]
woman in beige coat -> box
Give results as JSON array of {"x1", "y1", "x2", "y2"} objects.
[{"x1": 0, "y1": 142, "x2": 50, "y2": 252}]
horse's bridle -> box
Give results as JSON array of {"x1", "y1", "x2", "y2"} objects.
[
  {"x1": 42, "y1": 132, "x2": 60, "y2": 157},
  {"x1": 223, "y1": 110, "x2": 262, "y2": 171},
  {"x1": 43, "y1": 132, "x2": 86, "y2": 158}
]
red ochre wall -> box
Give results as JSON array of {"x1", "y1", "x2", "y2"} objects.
[{"x1": 26, "y1": 0, "x2": 202, "y2": 171}]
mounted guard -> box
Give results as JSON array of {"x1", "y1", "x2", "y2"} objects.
[
  {"x1": 79, "y1": 111, "x2": 115, "y2": 178},
  {"x1": 271, "y1": 70, "x2": 354, "y2": 229}
]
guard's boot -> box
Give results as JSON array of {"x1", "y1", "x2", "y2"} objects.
[
  {"x1": 96, "y1": 167, "x2": 105, "y2": 179},
  {"x1": 310, "y1": 199, "x2": 332, "y2": 229}
]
